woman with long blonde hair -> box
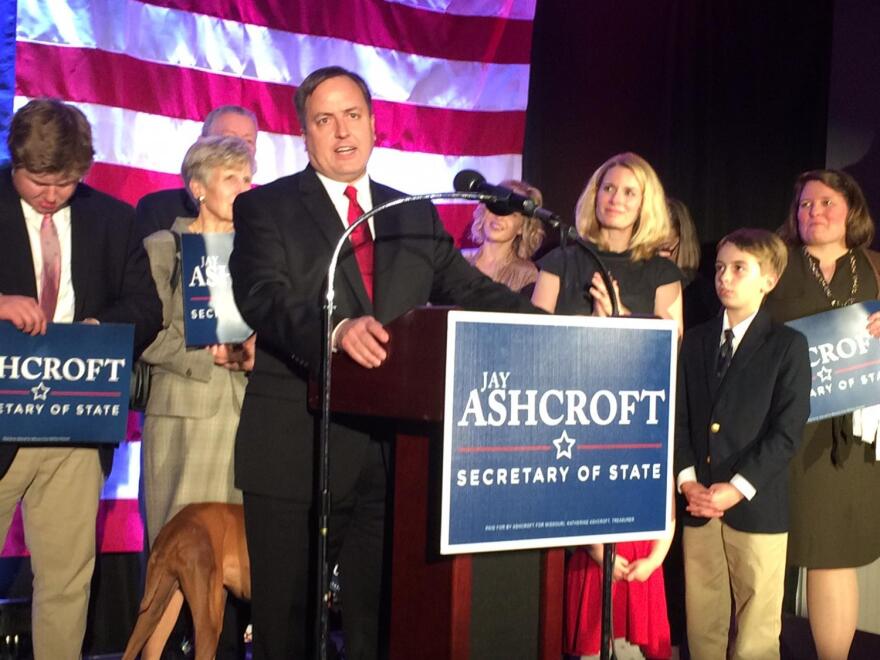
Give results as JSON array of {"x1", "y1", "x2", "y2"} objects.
[{"x1": 532, "y1": 152, "x2": 683, "y2": 333}]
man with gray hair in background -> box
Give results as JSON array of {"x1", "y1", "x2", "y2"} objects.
[{"x1": 135, "y1": 105, "x2": 258, "y2": 239}]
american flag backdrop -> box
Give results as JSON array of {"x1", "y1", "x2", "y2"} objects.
[{"x1": 2, "y1": 0, "x2": 537, "y2": 555}]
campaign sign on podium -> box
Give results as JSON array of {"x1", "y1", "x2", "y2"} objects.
[
  {"x1": 786, "y1": 300, "x2": 880, "y2": 422},
  {"x1": 441, "y1": 311, "x2": 676, "y2": 554},
  {"x1": 180, "y1": 233, "x2": 252, "y2": 346},
  {"x1": 0, "y1": 321, "x2": 134, "y2": 443}
]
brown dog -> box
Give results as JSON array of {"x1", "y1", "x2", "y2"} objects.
[{"x1": 122, "y1": 502, "x2": 250, "y2": 660}]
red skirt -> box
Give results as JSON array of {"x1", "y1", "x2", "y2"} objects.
[{"x1": 564, "y1": 542, "x2": 671, "y2": 659}]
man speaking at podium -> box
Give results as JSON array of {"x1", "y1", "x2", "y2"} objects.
[{"x1": 230, "y1": 66, "x2": 536, "y2": 659}]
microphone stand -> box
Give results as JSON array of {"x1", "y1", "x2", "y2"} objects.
[
  {"x1": 317, "y1": 190, "x2": 496, "y2": 660},
  {"x1": 541, "y1": 218, "x2": 620, "y2": 318},
  {"x1": 544, "y1": 218, "x2": 620, "y2": 659}
]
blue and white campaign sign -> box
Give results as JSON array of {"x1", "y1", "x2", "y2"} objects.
[
  {"x1": 786, "y1": 301, "x2": 880, "y2": 422},
  {"x1": 180, "y1": 233, "x2": 252, "y2": 346},
  {"x1": 441, "y1": 311, "x2": 677, "y2": 554},
  {"x1": 0, "y1": 322, "x2": 134, "y2": 443}
]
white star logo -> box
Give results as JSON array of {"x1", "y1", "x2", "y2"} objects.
[
  {"x1": 31, "y1": 382, "x2": 51, "y2": 401},
  {"x1": 552, "y1": 430, "x2": 576, "y2": 460},
  {"x1": 817, "y1": 366, "x2": 833, "y2": 383}
]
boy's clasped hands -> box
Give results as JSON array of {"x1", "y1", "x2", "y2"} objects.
[{"x1": 680, "y1": 481, "x2": 744, "y2": 518}]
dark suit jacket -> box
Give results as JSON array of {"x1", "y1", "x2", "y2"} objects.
[
  {"x1": 0, "y1": 167, "x2": 162, "y2": 477},
  {"x1": 135, "y1": 188, "x2": 197, "y2": 241},
  {"x1": 674, "y1": 309, "x2": 811, "y2": 533},
  {"x1": 229, "y1": 165, "x2": 537, "y2": 502}
]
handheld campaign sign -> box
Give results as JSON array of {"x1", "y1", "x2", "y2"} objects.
[
  {"x1": 786, "y1": 301, "x2": 880, "y2": 422},
  {"x1": 442, "y1": 311, "x2": 677, "y2": 554},
  {"x1": 180, "y1": 233, "x2": 253, "y2": 346},
  {"x1": 0, "y1": 321, "x2": 134, "y2": 443}
]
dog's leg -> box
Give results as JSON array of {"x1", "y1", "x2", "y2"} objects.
[
  {"x1": 182, "y1": 563, "x2": 227, "y2": 660},
  {"x1": 121, "y1": 568, "x2": 180, "y2": 660},
  {"x1": 141, "y1": 588, "x2": 184, "y2": 660}
]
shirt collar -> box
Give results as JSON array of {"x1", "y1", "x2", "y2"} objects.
[
  {"x1": 314, "y1": 171, "x2": 373, "y2": 212},
  {"x1": 722, "y1": 308, "x2": 758, "y2": 348},
  {"x1": 20, "y1": 199, "x2": 71, "y2": 229}
]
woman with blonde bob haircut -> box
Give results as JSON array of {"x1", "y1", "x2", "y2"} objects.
[
  {"x1": 532, "y1": 152, "x2": 683, "y2": 334},
  {"x1": 462, "y1": 179, "x2": 545, "y2": 294}
]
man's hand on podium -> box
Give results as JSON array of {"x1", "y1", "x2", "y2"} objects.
[{"x1": 336, "y1": 315, "x2": 390, "y2": 368}]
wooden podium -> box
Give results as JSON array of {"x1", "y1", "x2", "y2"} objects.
[{"x1": 321, "y1": 306, "x2": 564, "y2": 660}]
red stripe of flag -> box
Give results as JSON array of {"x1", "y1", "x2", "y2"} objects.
[
  {"x1": 85, "y1": 161, "x2": 479, "y2": 246},
  {"x1": 139, "y1": 0, "x2": 533, "y2": 64},
  {"x1": 1, "y1": 499, "x2": 143, "y2": 557},
  {"x1": 16, "y1": 42, "x2": 525, "y2": 157}
]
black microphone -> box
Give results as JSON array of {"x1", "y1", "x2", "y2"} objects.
[{"x1": 453, "y1": 169, "x2": 577, "y2": 239}]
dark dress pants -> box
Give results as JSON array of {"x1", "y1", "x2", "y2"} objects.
[{"x1": 244, "y1": 439, "x2": 390, "y2": 660}]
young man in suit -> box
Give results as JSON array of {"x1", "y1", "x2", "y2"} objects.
[
  {"x1": 229, "y1": 66, "x2": 537, "y2": 659},
  {"x1": 135, "y1": 105, "x2": 258, "y2": 240},
  {"x1": 0, "y1": 98, "x2": 161, "y2": 660},
  {"x1": 675, "y1": 228, "x2": 811, "y2": 660}
]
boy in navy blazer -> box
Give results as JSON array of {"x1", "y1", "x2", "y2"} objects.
[{"x1": 675, "y1": 228, "x2": 811, "y2": 660}]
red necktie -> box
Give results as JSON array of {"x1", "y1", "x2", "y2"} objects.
[
  {"x1": 39, "y1": 213, "x2": 61, "y2": 321},
  {"x1": 344, "y1": 185, "x2": 373, "y2": 302}
]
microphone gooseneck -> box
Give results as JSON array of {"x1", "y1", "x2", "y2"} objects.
[
  {"x1": 454, "y1": 169, "x2": 577, "y2": 237},
  {"x1": 451, "y1": 169, "x2": 619, "y2": 316}
]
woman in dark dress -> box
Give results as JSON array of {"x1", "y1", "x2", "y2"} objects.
[
  {"x1": 764, "y1": 169, "x2": 880, "y2": 660},
  {"x1": 534, "y1": 152, "x2": 681, "y2": 658},
  {"x1": 532, "y1": 152, "x2": 683, "y2": 332}
]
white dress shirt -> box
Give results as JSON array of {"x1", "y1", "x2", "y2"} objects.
[
  {"x1": 677, "y1": 309, "x2": 759, "y2": 501},
  {"x1": 21, "y1": 200, "x2": 75, "y2": 323},
  {"x1": 315, "y1": 171, "x2": 375, "y2": 238},
  {"x1": 315, "y1": 172, "x2": 376, "y2": 347}
]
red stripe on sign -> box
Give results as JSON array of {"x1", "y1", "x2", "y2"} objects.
[
  {"x1": 49, "y1": 391, "x2": 122, "y2": 397},
  {"x1": 1, "y1": 499, "x2": 143, "y2": 557},
  {"x1": 16, "y1": 42, "x2": 525, "y2": 157},
  {"x1": 576, "y1": 444, "x2": 664, "y2": 450},
  {"x1": 138, "y1": 0, "x2": 533, "y2": 64},
  {"x1": 458, "y1": 445, "x2": 552, "y2": 453},
  {"x1": 834, "y1": 358, "x2": 880, "y2": 374}
]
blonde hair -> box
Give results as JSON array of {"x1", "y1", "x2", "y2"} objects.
[
  {"x1": 469, "y1": 179, "x2": 545, "y2": 260},
  {"x1": 667, "y1": 197, "x2": 701, "y2": 273},
  {"x1": 181, "y1": 135, "x2": 255, "y2": 199},
  {"x1": 575, "y1": 152, "x2": 670, "y2": 261},
  {"x1": 717, "y1": 228, "x2": 788, "y2": 279}
]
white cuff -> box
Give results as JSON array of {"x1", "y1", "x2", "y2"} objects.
[
  {"x1": 676, "y1": 467, "x2": 697, "y2": 493},
  {"x1": 330, "y1": 318, "x2": 349, "y2": 352},
  {"x1": 730, "y1": 473, "x2": 756, "y2": 501}
]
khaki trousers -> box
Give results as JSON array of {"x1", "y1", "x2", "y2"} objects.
[
  {"x1": 0, "y1": 447, "x2": 103, "y2": 660},
  {"x1": 683, "y1": 518, "x2": 787, "y2": 660}
]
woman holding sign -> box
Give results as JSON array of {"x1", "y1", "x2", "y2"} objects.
[
  {"x1": 140, "y1": 135, "x2": 255, "y2": 543},
  {"x1": 765, "y1": 169, "x2": 880, "y2": 660},
  {"x1": 138, "y1": 135, "x2": 255, "y2": 658}
]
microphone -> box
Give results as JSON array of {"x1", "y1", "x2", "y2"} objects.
[{"x1": 453, "y1": 169, "x2": 577, "y2": 239}]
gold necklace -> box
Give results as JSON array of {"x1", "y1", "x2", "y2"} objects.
[{"x1": 803, "y1": 246, "x2": 858, "y2": 308}]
